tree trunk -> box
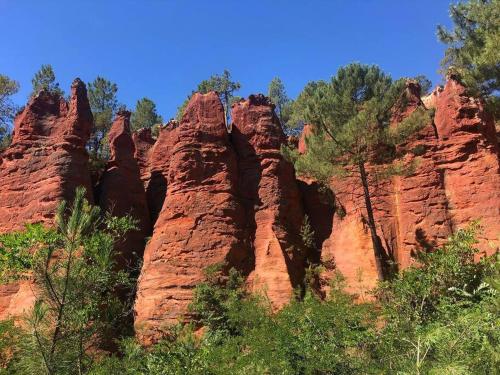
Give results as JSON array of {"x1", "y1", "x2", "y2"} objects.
[{"x1": 358, "y1": 161, "x2": 392, "y2": 280}]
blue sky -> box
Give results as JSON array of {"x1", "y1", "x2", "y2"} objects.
[{"x1": 0, "y1": 0, "x2": 453, "y2": 120}]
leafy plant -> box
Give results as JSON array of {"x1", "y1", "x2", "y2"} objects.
[{"x1": 3, "y1": 187, "x2": 137, "y2": 374}]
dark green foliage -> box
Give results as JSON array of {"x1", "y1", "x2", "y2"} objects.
[
  {"x1": 31, "y1": 64, "x2": 63, "y2": 97},
  {"x1": 286, "y1": 63, "x2": 431, "y2": 281},
  {"x1": 414, "y1": 75, "x2": 433, "y2": 95},
  {"x1": 59, "y1": 223, "x2": 500, "y2": 374},
  {"x1": 438, "y1": 0, "x2": 500, "y2": 116},
  {"x1": 268, "y1": 77, "x2": 294, "y2": 133},
  {"x1": 0, "y1": 224, "x2": 57, "y2": 282},
  {"x1": 300, "y1": 214, "x2": 316, "y2": 250},
  {"x1": 1, "y1": 187, "x2": 137, "y2": 374},
  {"x1": 130, "y1": 98, "x2": 163, "y2": 131},
  {"x1": 287, "y1": 80, "x2": 328, "y2": 133},
  {"x1": 0, "y1": 73, "x2": 19, "y2": 148},
  {"x1": 87, "y1": 76, "x2": 119, "y2": 158},
  {"x1": 372, "y1": 223, "x2": 499, "y2": 374},
  {"x1": 176, "y1": 70, "x2": 241, "y2": 123}
]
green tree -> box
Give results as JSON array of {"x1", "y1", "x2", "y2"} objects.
[
  {"x1": 286, "y1": 81, "x2": 328, "y2": 135},
  {"x1": 286, "y1": 63, "x2": 431, "y2": 281},
  {"x1": 372, "y1": 223, "x2": 499, "y2": 374},
  {"x1": 0, "y1": 187, "x2": 137, "y2": 374},
  {"x1": 437, "y1": 0, "x2": 500, "y2": 115},
  {"x1": 268, "y1": 77, "x2": 291, "y2": 125},
  {"x1": 0, "y1": 74, "x2": 19, "y2": 150},
  {"x1": 87, "y1": 76, "x2": 119, "y2": 158},
  {"x1": 130, "y1": 97, "x2": 163, "y2": 131},
  {"x1": 414, "y1": 74, "x2": 433, "y2": 95},
  {"x1": 31, "y1": 64, "x2": 63, "y2": 97},
  {"x1": 176, "y1": 70, "x2": 241, "y2": 123}
]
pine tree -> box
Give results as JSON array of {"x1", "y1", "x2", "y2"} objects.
[
  {"x1": 0, "y1": 74, "x2": 19, "y2": 150},
  {"x1": 87, "y1": 76, "x2": 118, "y2": 158},
  {"x1": 437, "y1": 0, "x2": 500, "y2": 115},
  {"x1": 268, "y1": 77, "x2": 291, "y2": 126},
  {"x1": 288, "y1": 63, "x2": 432, "y2": 280},
  {"x1": 130, "y1": 97, "x2": 163, "y2": 131},
  {"x1": 31, "y1": 64, "x2": 63, "y2": 97},
  {"x1": 1, "y1": 187, "x2": 136, "y2": 374}
]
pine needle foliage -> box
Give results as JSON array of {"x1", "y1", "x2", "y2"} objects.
[
  {"x1": 286, "y1": 63, "x2": 432, "y2": 281},
  {"x1": 0, "y1": 187, "x2": 137, "y2": 375}
]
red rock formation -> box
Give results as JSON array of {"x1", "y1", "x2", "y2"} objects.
[
  {"x1": 0, "y1": 79, "x2": 93, "y2": 318},
  {"x1": 298, "y1": 124, "x2": 314, "y2": 154},
  {"x1": 232, "y1": 94, "x2": 305, "y2": 309},
  {"x1": 0, "y1": 79, "x2": 93, "y2": 232},
  {"x1": 132, "y1": 127, "x2": 156, "y2": 188},
  {"x1": 430, "y1": 76, "x2": 500, "y2": 255},
  {"x1": 98, "y1": 111, "x2": 151, "y2": 266},
  {"x1": 134, "y1": 93, "x2": 248, "y2": 344},
  {"x1": 299, "y1": 77, "x2": 500, "y2": 296},
  {"x1": 143, "y1": 120, "x2": 178, "y2": 225}
]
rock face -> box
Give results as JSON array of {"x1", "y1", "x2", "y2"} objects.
[
  {"x1": 97, "y1": 111, "x2": 151, "y2": 266},
  {"x1": 134, "y1": 93, "x2": 249, "y2": 344},
  {"x1": 299, "y1": 77, "x2": 500, "y2": 296},
  {"x1": 232, "y1": 95, "x2": 305, "y2": 309},
  {"x1": 143, "y1": 121, "x2": 179, "y2": 225},
  {"x1": 0, "y1": 74, "x2": 498, "y2": 341},
  {"x1": 0, "y1": 79, "x2": 93, "y2": 318},
  {"x1": 0, "y1": 79, "x2": 93, "y2": 232},
  {"x1": 132, "y1": 127, "x2": 156, "y2": 188}
]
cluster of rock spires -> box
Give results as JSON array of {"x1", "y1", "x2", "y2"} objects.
[{"x1": 0, "y1": 76, "x2": 498, "y2": 344}]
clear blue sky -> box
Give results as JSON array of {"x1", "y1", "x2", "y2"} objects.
[{"x1": 0, "y1": 0, "x2": 453, "y2": 120}]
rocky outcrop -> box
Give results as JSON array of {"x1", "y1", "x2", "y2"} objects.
[
  {"x1": 0, "y1": 73, "x2": 498, "y2": 340},
  {"x1": 0, "y1": 79, "x2": 93, "y2": 232},
  {"x1": 299, "y1": 77, "x2": 500, "y2": 296},
  {"x1": 0, "y1": 79, "x2": 93, "y2": 319},
  {"x1": 132, "y1": 127, "x2": 156, "y2": 188},
  {"x1": 134, "y1": 93, "x2": 249, "y2": 344},
  {"x1": 232, "y1": 95, "x2": 305, "y2": 309},
  {"x1": 97, "y1": 111, "x2": 151, "y2": 267},
  {"x1": 430, "y1": 77, "x2": 500, "y2": 255},
  {"x1": 143, "y1": 121, "x2": 178, "y2": 225}
]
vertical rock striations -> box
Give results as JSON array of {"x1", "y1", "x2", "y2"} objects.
[
  {"x1": 299, "y1": 77, "x2": 500, "y2": 296},
  {"x1": 144, "y1": 120, "x2": 178, "y2": 226},
  {"x1": 132, "y1": 127, "x2": 156, "y2": 189},
  {"x1": 232, "y1": 95, "x2": 305, "y2": 309},
  {"x1": 134, "y1": 93, "x2": 248, "y2": 344},
  {"x1": 431, "y1": 76, "x2": 500, "y2": 255},
  {"x1": 0, "y1": 79, "x2": 93, "y2": 232},
  {"x1": 97, "y1": 111, "x2": 151, "y2": 267},
  {"x1": 0, "y1": 79, "x2": 93, "y2": 319}
]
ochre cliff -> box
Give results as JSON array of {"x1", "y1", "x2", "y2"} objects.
[
  {"x1": 0, "y1": 76, "x2": 498, "y2": 344},
  {"x1": 0, "y1": 79, "x2": 93, "y2": 319},
  {"x1": 300, "y1": 77, "x2": 500, "y2": 296},
  {"x1": 97, "y1": 111, "x2": 151, "y2": 267},
  {"x1": 231, "y1": 95, "x2": 306, "y2": 309},
  {"x1": 134, "y1": 93, "x2": 249, "y2": 344}
]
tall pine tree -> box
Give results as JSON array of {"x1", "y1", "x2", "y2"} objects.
[
  {"x1": 31, "y1": 64, "x2": 63, "y2": 97},
  {"x1": 287, "y1": 63, "x2": 431, "y2": 280},
  {"x1": 87, "y1": 76, "x2": 118, "y2": 158},
  {"x1": 438, "y1": 0, "x2": 500, "y2": 116},
  {"x1": 131, "y1": 97, "x2": 163, "y2": 131}
]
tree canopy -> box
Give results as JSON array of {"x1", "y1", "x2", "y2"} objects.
[
  {"x1": 87, "y1": 76, "x2": 119, "y2": 158},
  {"x1": 268, "y1": 77, "x2": 293, "y2": 131},
  {"x1": 31, "y1": 64, "x2": 63, "y2": 97},
  {"x1": 0, "y1": 74, "x2": 19, "y2": 150},
  {"x1": 285, "y1": 63, "x2": 431, "y2": 280},
  {"x1": 131, "y1": 97, "x2": 163, "y2": 131},
  {"x1": 438, "y1": 0, "x2": 500, "y2": 115}
]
